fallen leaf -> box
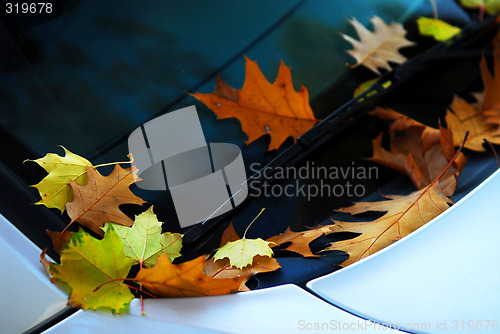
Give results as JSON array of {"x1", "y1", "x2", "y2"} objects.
[
  {"x1": 324, "y1": 184, "x2": 452, "y2": 266},
  {"x1": 343, "y1": 16, "x2": 414, "y2": 74},
  {"x1": 28, "y1": 147, "x2": 93, "y2": 213},
  {"x1": 480, "y1": 49, "x2": 500, "y2": 127},
  {"x1": 213, "y1": 237, "x2": 274, "y2": 269},
  {"x1": 446, "y1": 96, "x2": 500, "y2": 151},
  {"x1": 369, "y1": 107, "x2": 466, "y2": 196},
  {"x1": 417, "y1": 17, "x2": 460, "y2": 42},
  {"x1": 204, "y1": 255, "x2": 281, "y2": 291},
  {"x1": 66, "y1": 165, "x2": 145, "y2": 235},
  {"x1": 267, "y1": 225, "x2": 337, "y2": 257},
  {"x1": 353, "y1": 78, "x2": 378, "y2": 97},
  {"x1": 459, "y1": 0, "x2": 500, "y2": 15},
  {"x1": 41, "y1": 224, "x2": 134, "y2": 313},
  {"x1": 220, "y1": 221, "x2": 240, "y2": 247},
  {"x1": 46, "y1": 230, "x2": 71, "y2": 253},
  {"x1": 192, "y1": 56, "x2": 319, "y2": 150},
  {"x1": 135, "y1": 254, "x2": 244, "y2": 297},
  {"x1": 111, "y1": 207, "x2": 182, "y2": 267}
]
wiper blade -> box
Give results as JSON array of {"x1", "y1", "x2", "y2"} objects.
[{"x1": 182, "y1": 14, "x2": 499, "y2": 257}]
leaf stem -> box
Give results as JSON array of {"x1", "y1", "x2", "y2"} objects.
[
  {"x1": 94, "y1": 154, "x2": 134, "y2": 169},
  {"x1": 243, "y1": 208, "x2": 266, "y2": 239},
  {"x1": 430, "y1": 0, "x2": 438, "y2": 20}
]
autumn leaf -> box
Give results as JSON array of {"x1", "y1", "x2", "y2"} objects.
[
  {"x1": 219, "y1": 221, "x2": 241, "y2": 247},
  {"x1": 27, "y1": 147, "x2": 93, "y2": 213},
  {"x1": 41, "y1": 224, "x2": 134, "y2": 313},
  {"x1": 111, "y1": 207, "x2": 182, "y2": 267},
  {"x1": 213, "y1": 238, "x2": 274, "y2": 269},
  {"x1": 46, "y1": 230, "x2": 71, "y2": 253},
  {"x1": 118, "y1": 213, "x2": 180, "y2": 263},
  {"x1": 204, "y1": 255, "x2": 281, "y2": 292},
  {"x1": 192, "y1": 56, "x2": 319, "y2": 150},
  {"x1": 369, "y1": 107, "x2": 466, "y2": 196},
  {"x1": 459, "y1": 0, "x2": 500, "y2": 15},
  {"x1": 324, "y1": 184, "x2": 452, "y2": 266},
  {"x1": 353, "y1": 78, "x2": 378, "y2": 97},
  {"x1": 343, "y1": 16, "x2": 414, "y2": 74},
  {"x1": 66, "y1": 165, "x2": 145, "y2": 235},
  {"x1": 135, "y1": 254, "x2": 244, "y2": 297},
  {"x1": 213, "y1": 209, "x2": 275, "y2": 269},
  {"x1": 445, "y1": 95, "x2": 500, "y2": 151},
  {"x1": 267, "y1": 225, "x2": 338, "y2": 257},
  {"x1": 480, "y1": 48, "x2": 500, "y2": 128},
  {"x1": 417, "y1": 17, "x2": 460, "y2": 42}
]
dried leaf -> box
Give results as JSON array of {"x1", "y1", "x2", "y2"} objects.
[
  {"x1": 66, "y1": 165, "x2": 145, "y2": 235},
  {"x1": 41, "y1": 224, "x2": 134, "y2": 313},
  {"x1": 324, "y1": 184, "x2": 452, "y2": 266},
  {"x1": 135, "y1": 254, "x2": 244, "y2": 297},
  {"x1": 204, "y1": 255, "x2": 281, "y2": 291},
  {"x1": 369, "y1": 107, "x2": 466, "y2": 196},
  {"x1": 213, "y1": 238, "x2": 274, "y2": 269},
  {"x1": 480, "y1": 49, "x2": 500, "y2": 128},
  {"x1": 192, "y1": 56, "x2": 318, "y2": 150},
  {"x1": 111, "y1": 207, "x2": 182, "y2": 267},
  {"x1": 267, "y1": 225, "x2": 337, "y2": 257},
  {"x1": 28, "y1": 147, "x2": 92, "y2": 213},
  {"x1": 417, "y1": 17, "x2": 460, "y2": 42},
  {"x1": 220, "y1": 222, "x2": 240, "y2": 247},
  {"x1": 446, "y1": 96, "x2": 500, "y2": 151},
  {"x1": 343, "y1": 16, "x2": 414, "y2": 74}
]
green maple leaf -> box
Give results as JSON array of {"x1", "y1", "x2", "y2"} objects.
[
  {"x1": 43, "y1": 224, "x2": 134, "y2": 313},
  {"x1": 28, "y1": 146, "x2": 93, "y2": 213},
  {"x1": 111, "y1": 207, "x2": 182, "y2": 267},
  {"x1": 214, "y1": 238, "x2": 275, "y2": 269},
  {"x1": 417, "y1": 17, "x2": 460, "y2": 42}
]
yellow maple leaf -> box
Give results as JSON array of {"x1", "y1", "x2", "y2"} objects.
[
  {"x1": 27, "y1": 146, "x2": 92, "y2": 213},
  {"x1": 213, "y1": 238, "x2": 274, "y2": 269}
]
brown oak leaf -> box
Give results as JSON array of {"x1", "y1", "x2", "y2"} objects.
[
  {"x1": 324, "y1": 184, "x2": 452, "y2": 266},
  {"x1": 267, "y1": 225, "x2": 337, "y2": 257},
  {"x1": 369, "y1": 107, "x2": 466, "y2": 196}
]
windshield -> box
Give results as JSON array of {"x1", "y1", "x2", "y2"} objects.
[{"x1": 1, "y1": 0, "x2": 496, "y2": 288}]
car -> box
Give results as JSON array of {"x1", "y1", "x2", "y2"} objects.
[{"x1": 1, "y1": 0, "x2": 499, "y2": 333}]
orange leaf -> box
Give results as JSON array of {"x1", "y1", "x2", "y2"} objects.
[
  {"x1": 135, "y1": 254, "x2": 244, "y2": 297},
  {"x1": 204, "y1": 255, "x2": 281, "y2": 291},
  {"x1": 66, "y1": 166, "x2": 145, "y2": 235},
  {"x1": 220, "y1": 222, "x2": 240, "y2": 247},
  {"x1": 481, "y1": 48, "x2": 500, "y2": 115},
  {"x1": 267, "y1": 225, "x2": 337, "y2": 257},
  {"x1": 192, "y1": 56, "x2": 319, "y2": 150},
  {"x1": 46, "y1": 230, "x2": 71, "y2": 253},
  {"x1": 446, "y1": 95, "x2": 500, "y2": 151},
  {"x1": 369, "y1": 107, "x2": 465, "y2": 196}
]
